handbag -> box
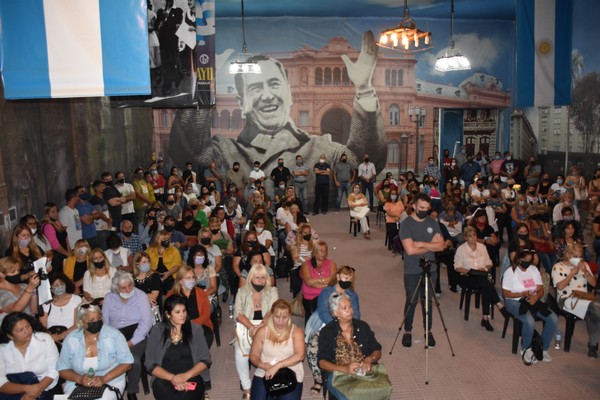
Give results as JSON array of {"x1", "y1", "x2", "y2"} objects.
[
  {"x1": 574, "y1": 185, "x2": 588, "y2": 201},
  {"x1": 290, "y1": 293, "x2": 305, "y2": 317},
  {"x1": 331, "y1": 363, "x2": 392, "y2": 400},
  {"x1": 1, "y1": 372, "x2": 44, "y2": 400},
  {"x1": 562, "y1": 294, "x2": 592, "y2": 319},
  {"x1": 264, "y1": 367, "x2": 297, "y2": 396},
  {"x1": 235, "y1": 320, "x2": 261, "y2": 356},
  {"x1": 533, "y1": 240, "x2": 554, "y2": 254},
  {"x1": 68, "y1": 384, "x2": 121, "y2": 400}
]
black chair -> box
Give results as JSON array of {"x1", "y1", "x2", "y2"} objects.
[
  {"x1": 349, "y1": 216, "x2": 369, "y2": 237},
  {"x1": 459, "y1": 287, "x2": 481, "y2": 321},
  {"x1": 547, "y1": 293, "x2": 581, "y2": 352},
  {"x1": 376, "y1": 205, "x2": 385, "y2": 228},
  {"x1": 501, "y1": 310, "x2": 543, "y2": 354}
]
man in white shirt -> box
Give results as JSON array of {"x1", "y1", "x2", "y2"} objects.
[
  {"x1": 248, "y1": 161, "x2": 267, "y2": 197},
  {"x1": 358, "y1": 153, "x2": 377, "y2": 209},
  {"x1": 114, "y1": 171, "x2": 136, "y2": 226},
  {"x1": 59, "y1": 188, "x2": 82, "y2": 249}
]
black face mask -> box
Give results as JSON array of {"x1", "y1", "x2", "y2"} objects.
[
  {"x1": 122, "y1": 231, "x2": 133, "y2": 238},
  {"x1": 519, "y1": 260, "x2": 530, "y2": 269},
  {"x1": 341, "y1": 158, "x2": 347, "y2": 163},
  {"x1": 117, "y1": 179, "x2": 125, "y2": 184},
  {"x1": 252, "y1": 283, "x2": 265, "y2": 292},
  {"x1": 93, "y1": 261, "x2": 105, "y2": 269},
  {"x1": 161, "y1": 240, "x2": 171, "y2": 248},
  {"x1": 416, "y1": 210, "x2": 429, "y2": 219},
  {"x1": 4, "y1": 275, "x2": 21, "y2": 284},
  {"x1": 164, "y1": 226, "x2": 174, "y2": 233},
  {"x1": 285, "y1": 202, "x2": 292, "y2": 207},
  {"x1": 200, "y1": 238, "x2": 212, "y2": 245},
  {"x1": 185, "y1": 215, "x2": 193, "y2": 222},
  {"x1": 210, "y1": 229, "x2": 220, "y2": 235},
  {"x1": 339, "y1": 280, "x2": 352, "y2": 290},
  {"x1": 517, "y1": 233, "x2": 529, "y2": 241},
  {"x1": 256, "y1": 213, "x2": 265, "y2": 219},
  {"x1": 383, "y1": 184, "x2": 390, "y2": 188},
  {"x1": 104, "y1": 180, "x2": 114, "y2": 187},
  {"x1": 190, "y1": 205, "x2": 198, "y2": 210},
  {"x1": 166, "y1": 200, "x2": 175, "y2": 206},
  {"x1": 302, "y1": 234, "x2": 312, "y2": 241},
  {"x1": 246, "y1": 240, "x2": 258, "y2": 248},
  {"x1": 86, "y1": 320, "x2": 103, "y2": 334}
]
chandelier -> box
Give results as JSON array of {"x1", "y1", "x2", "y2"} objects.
[
  {"x1": 229, "y1": 0, "x2": 261, "y2": 74},
  {"x1": 434, "y1": 0, "x2": 470, "y2": 72},
  {"x1": 377, "y1": 0, "x2": 431, "y2": 52}
]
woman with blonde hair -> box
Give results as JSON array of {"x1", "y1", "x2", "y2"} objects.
[
  {"x1": 82, "y1": 248, "x2": 114, "y2": 304},
  {"x1": 6, "y1": 223, "x2": 43, "y2": 283},
  {"x1": 147, "y1": 230, "x2": 182, "y2": 294},
  {"x1": 347, "y1": 183, "x2": 371, "y2": 239},
  {"x1": 289, "y1": 223, "x2": 316, "y2": 297},
  {"x1": 300, "y1": 240, "x2": 337, "y2": 324},
  {"x1": 63, "y1": 239, "x2": 91, "y2": 294},
  {"x1": 234, "y1": 264, "x2": 279, "y2": 399},
  {"x1": 249, "y1": 299, "x2": 305, "y2": 399}
]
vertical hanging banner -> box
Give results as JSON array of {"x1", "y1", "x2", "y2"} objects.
[
  {"x1": 0, "y1": 0, "x2": 150, "y2": 99},
  {"x1": 516, "y1": 0, "x2": 573, "y2": 107},
  {"x1": 194, "y1": 0, "x2": 216, "y2": 107}
]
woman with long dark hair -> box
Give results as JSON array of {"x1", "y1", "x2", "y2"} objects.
[{"x1": 145, "y1": 295, "x2": 211, "y2": 400}]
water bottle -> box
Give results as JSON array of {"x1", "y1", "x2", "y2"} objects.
[
  {"x1": 555, "y1": 330, "x2": 562, "y2": 350},
  {"x1": 87, "y1": 368, "x2": 95, "y2": 379},
  {"x1": 228, "y1": 299, "x2": 234, "y2": 319}
]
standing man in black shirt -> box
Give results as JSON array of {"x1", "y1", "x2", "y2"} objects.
[{"x1": 313, "y1": 154, "x2": 331, "y2": 215}]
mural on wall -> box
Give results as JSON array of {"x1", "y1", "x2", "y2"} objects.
[
  {"x1": 162, "y1": 16, "x2": 514, "y2": 204},
  {"x1": 112, "y1": 0, "x2": 216, "y2": 108}
]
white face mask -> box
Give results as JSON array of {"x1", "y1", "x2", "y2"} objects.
[
  {"x1": 353, "y1": 189, "x2": 361, "y2": 194},
  {"x1": 255, "y1": 227, "x2": 264, "y2": 233},
  {"x1": 30, "y1": 228, "x2": 37, "y2": 235},
  {"x1": 319, "y1": 158, "x2": 325, "y2": 164},
  {"x1": 390, "y1": 195, "x2": 398, "y2": 201},
  {"x1": 120, "y1": 290, "x2": 134, "y2": 299},
  {"x1": 569, "y1": 257, "x2": 581, "y2": 266}
]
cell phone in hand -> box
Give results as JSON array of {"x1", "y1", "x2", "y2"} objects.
[{"x1": 186, "y1": 382, "x2": 197, "y2": 391}]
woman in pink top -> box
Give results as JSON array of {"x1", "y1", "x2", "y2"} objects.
[
  {"x1": 41, "y1": 202, "x2": 72, "y2": 272},
  {"x1": 300, "y1": 240, "x2": 337, "y2": 325}
]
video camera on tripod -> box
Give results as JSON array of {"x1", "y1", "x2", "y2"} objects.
[{"x1": 419, "y1": 257, "x2": 434, "y2": 274}]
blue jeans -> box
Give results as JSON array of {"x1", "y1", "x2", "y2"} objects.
[
  {"x1": 336, "y1": 182, "x2": 350, "y2": 210},
  {"x1": 505, "y1": 299, "x2": 558, "y2": 350},
  {"x1": 361, "y1": 181, "x2": 374, "y2": 209},
  {"x1": 250, "y1": 376, "x2": 303, "y2": 400},
  {"x1": 294, "y1": 181, "x2": 308, "y2": 212},
  {"x1": 403, "y1": 271, "x2": 437, "y2": 332}
]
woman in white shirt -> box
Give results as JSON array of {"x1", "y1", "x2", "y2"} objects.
[
  {"x1": 504, "y1": 248, "x2": 558, "y2": 365},
  {"x1": 105, "y1": 234, "x2": 131, "y2": 272},
  {"x1": 0, "y1": 312, "x2": 59, "y2": 398},
  {"x1": 82, "y1": 249, "x2": 114, "y2": 305},
  {"x1": 454, "y1": 226, "x2": 507, "y2": 332},
  {"x1": 40, "y1": 272, "x2": 82, "y2": 343}
]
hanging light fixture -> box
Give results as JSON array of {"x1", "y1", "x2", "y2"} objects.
[
  {"x1": 377, "y1": 0, "x2": 432, "y2": 52},
  {"x1": 229, "y1": 0, "x2": 261, "y2": 74},
  {"x1": 434, "y1": 0, "x2": 470, "y2": 72}
]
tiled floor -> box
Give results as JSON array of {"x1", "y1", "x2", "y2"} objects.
[{"x1": 139, "y1": 211, "x2": 600, "y2": 400}]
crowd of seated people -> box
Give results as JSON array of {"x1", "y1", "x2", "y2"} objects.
[{"x1": 1, "y1": 155, "x2": 600, "y2": 400}]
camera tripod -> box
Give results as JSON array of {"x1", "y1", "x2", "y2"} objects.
[{"x1": 390, "y1": 258, "x2": 455, "y2": 384}]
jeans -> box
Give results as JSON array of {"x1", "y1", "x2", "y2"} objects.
[
  {"x1": 250, "y1": 376, "x2": 303, "y2": 400},
  {"x1": 336, "y1": 182, "x2": 350, "y2": 210},
  {"x1": 505, "y1": 299, "x2": 558, "y2": 350},
  {"x1": 294, "y1": 181, "x2": 308, "y2": 212},
  {"x1": 313, "y1": 183, "x2": 329, "y2": 214},
  {"x1": 403, "y1": 271, "x2": 437, "y2": 332},
  {"x1": 360, "y1": 181, "x2": 374, "y2": 209}
]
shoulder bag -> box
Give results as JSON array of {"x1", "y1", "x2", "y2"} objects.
[
  {"x1": 264, "y1": 367, "x2": 297, "y2": 397},
  {"x1": 331, "y1": 363, "x2": 392, "y2": 400},
  {"x1": 235, "y1": 320, "x2": 261, "y2": 356}
]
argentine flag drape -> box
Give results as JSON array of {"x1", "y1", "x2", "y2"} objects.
[
  {"x1": 516, "y1": 0, "x2": 573, "y2": 108},
  {"x1": 0, "y1": 0, "x2": 150, "y2": 99}
]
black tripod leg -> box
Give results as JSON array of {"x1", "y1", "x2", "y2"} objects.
[
  {"x1": 389, "y1": 275, "x2": 423, "y2": 355},
  {"x1": 428, "y1": 275, "x2": 456, "y2": 357}
]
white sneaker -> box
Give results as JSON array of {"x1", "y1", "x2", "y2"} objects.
[
  {"x1": 542, "y1": 350, "x2": 553, "y2": 362},
  {"x1": 521, "y1": 349, "x2": 538, "y2": 366}
]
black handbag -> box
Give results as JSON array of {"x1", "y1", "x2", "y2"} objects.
[
  {"x1": 264, "y1": 367, "x2": 297, "y2": 396},
  {"x1": 68, "y1": 384, "x2": 122, "y2": 400}
]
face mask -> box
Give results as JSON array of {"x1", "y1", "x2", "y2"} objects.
[
  {"x1": 563, "y1": 216, "x2": 574, "y2": 221},
  {"x1": 164, "y1": 226, "x2": 174, "y2": 233},
  {"x1": 508, "y1": 184, "x2": 514, "y2": 189},
  {"x1": 491, "y1": 193, "x2": 498, "y2": 198},
  {"x1": 353, "y1": 189, "x2": 361, "y2": 194},
  {"x1": 122, "y1": 231, "x2": 132, "y2": 238},
  {"x1": 477, "y1": 183, "x2": 483, "y2": 188},
  {"x1": 319, "y1": 158, "x2": 325, "y2": 164},
  {"x1": 185, "y1": 215, "x2": 194, "y2": 222},
  {"x1": 136, "y1": 173, "x2": 144, "y2": 180},
  {"x1": 416, "y1": 210, "x2": 429, "y2": 219},
  {"x1": 18, "y1": 238, "x2": 31, "y2": 248},
  {"x1": 200, "y1": 238, "x2": 212, "y2": 245},
  {"x1": 190, "y1": 205, "x2": 199, "y2": 210},
  {"x1": 77, "y1": 247, "x2": 89, "y2": 256},
  {"x1": 383, "y1": 184, "x2": 390, "y2": 188},
  {"x1": 254, "y1": 167, "x2": 260, "y2": 171},
  {"x1": 120, "y1": 290, "x2": 134, "y2": 299},
  {"x1": 247, "y1": 240, "x2": 257, "y2": 248},
  {"x1": 210, "y1": 229, "x2": 220, "y2": 235},
  {"x1": 93, "y1": 261, "x2": 105, "y2": 269},
  {"x1": 161, "y1": 240, "x2": 171, "y2": 248},
  {"x1": 86, "y1": 320, "x2": 103, "y2": 334},
  {"x1": 182, "y1": 278, "x2": 196, "y2": 290},
  {"x1": 255, "y1": 226, "x2": 264, "y2": 233},
  {"x1": 151, "y1": 170, "x2": 158, "y2": 176},
  {"x1": 428, "y1": 161, "x2": 434, "y2": 166},
  {"x1": 495, "y1": 155, "x2": 500, "y2": 160},
  {"x1": 519, "y1": 260, "x2": 530, "y2": 269},
  {"x1": 390, "y1": 195, "x2": 398, "y2": 201},
  {"x1": 194, "y1": 256, "x2": 205, "y2": 265},
  {"x1": 79, "y1": 193, "x2": 91, "y2": 201},
  {"x1": 104, "y1": 180, "x2": 114, "y2": 186},
  {"x1": 279, "y1": 184, "x2": 285, "y2": 189},
  {"x1": 518, "y1": 201, "x2": 526, "y2": 207},
  {"x1": 285, "y1": 201, "x2": 292, "y2": 208},
  {"x1": 339, "y1": 280, "x2": 352, "y2": 290},
  {"x1": 452, "y1": 180, "x2": 458, "y2": 185},
  {"x1": 341, "y1": 158, "x2": 347, "y2": 163},
  {"x1": 117, "y1": 179, "x2": 125, "y2": 184},
  {"x1": 569, "y1": 257, "x2": 581, "y2": 266},
  {"x1": 278, "y1": 162, "x2": 284, "y2": 167},
  {"x1": 139, "y1": 262, "x2": 151, "y2": 273},
  {"x1": 364, "y1": 158, "x2": 370, "y2": 163},
  {"x1": 252, "y1": 283, "x2": 265, "y2": 292},
  {"x1": 30, "y1": 228, "x2": 37, "y2": 235},
  {"x1": 5, "y1": 275, "x2": 21, "y2": 284},
  {"x1": 451, "y1": 162, "x2": 456, "y2": 167},
  {"x1": 461, "y1": 149, "x2": 466, "y2": 154},
  {"x1": 506, "y1": 156, "x2": 512, "y2": 161},
  {"x1": 302, "y1": 234, "x2": 312, "y2": 241},
  {"x1": 557, "y1": 179, "x2": 564, "y2": 185},
  {"x1": 51, "y1": 284, "x2": 66, "y2": 296},
  {"x1": 166, "y1": 200, "x2": 175, "y2": 206}
]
